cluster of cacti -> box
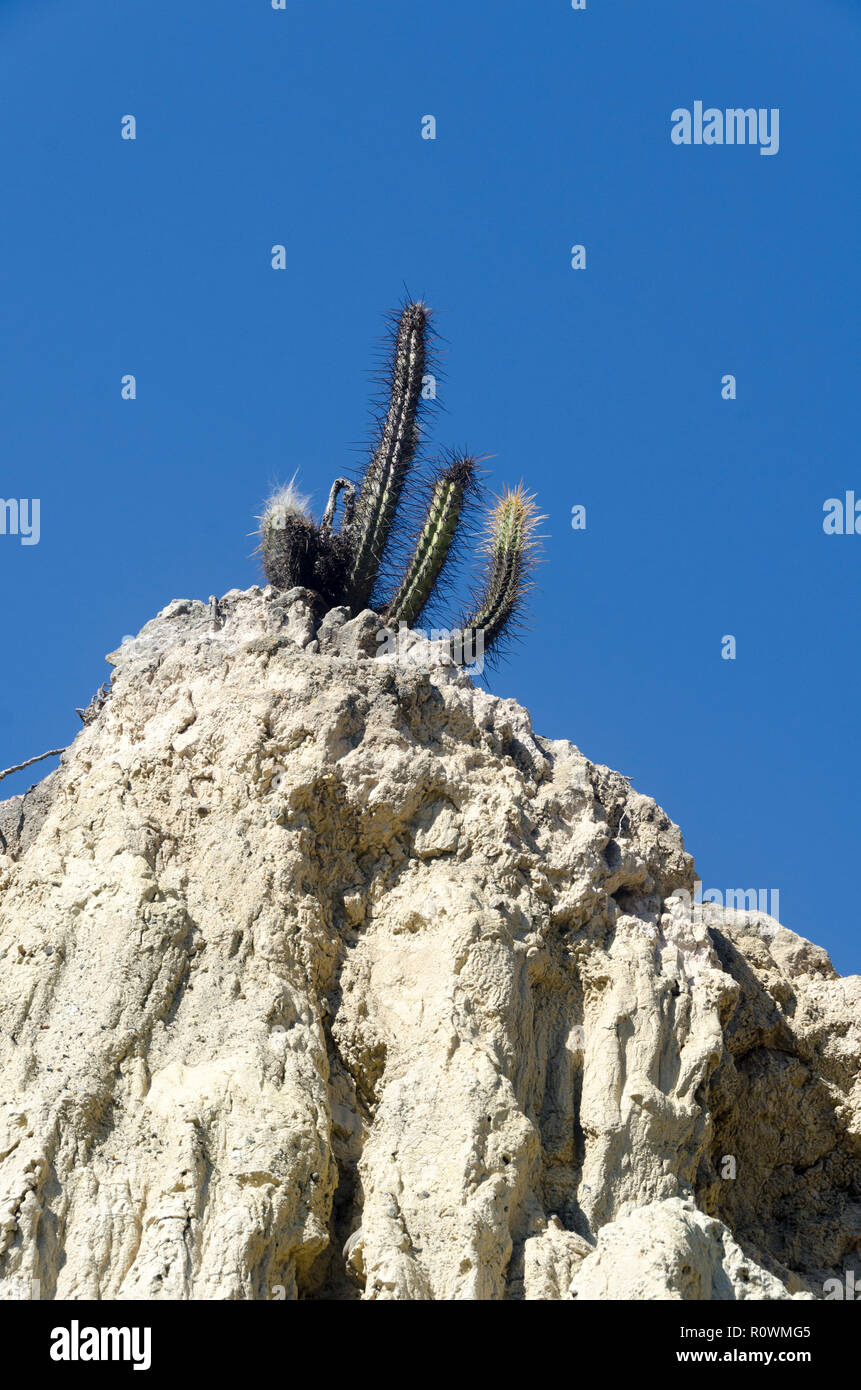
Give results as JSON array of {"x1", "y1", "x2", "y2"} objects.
[{"x1": 258, "y1": 301, "x2": 542, "y2": 662}]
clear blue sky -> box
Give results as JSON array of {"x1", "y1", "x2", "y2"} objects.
[{"x1": 1, "y1": 0, "x2": 858, "y2": 974}]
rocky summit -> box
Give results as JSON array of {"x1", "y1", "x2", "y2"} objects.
[{"x1": 0, "y1": 587, "x2": 858, "y2": 1300}]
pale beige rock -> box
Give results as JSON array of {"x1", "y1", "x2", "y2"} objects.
[
  {"x1": 568, "y1": 1198, "x2": 807, "y2": 1301},
  {"x1": 0, "y1": 587, "x2": 857, "y2": 1301}
]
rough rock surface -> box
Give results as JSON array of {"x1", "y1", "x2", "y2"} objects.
[{"x1": 0, "y1": 587, "x2": 858, "y2": 1300}]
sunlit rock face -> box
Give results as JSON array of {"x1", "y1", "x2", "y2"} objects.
[{"x1": 0, "y1": 587, "x2": 858, "y2": 1300}]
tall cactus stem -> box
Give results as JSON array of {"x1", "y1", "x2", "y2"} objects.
[{"x1": 346, "y1": 301, "x2": 428, "y2": 610}]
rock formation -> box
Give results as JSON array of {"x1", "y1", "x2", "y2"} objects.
[{"x1": 0, "y1": 587, "x2": 858, "y2": 1300}]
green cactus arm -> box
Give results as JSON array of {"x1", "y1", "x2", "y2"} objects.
[
  {"x1": 346, "y1": 302, "x2": 428, "y2": 611},
  {"x1": 461, "y1": 485, "x2": 543, "y2": 654},
  {"x1": 385, "y1": 456, "x2": 476, "y2": 628}
]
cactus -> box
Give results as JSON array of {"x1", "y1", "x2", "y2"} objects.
[
  {"x1": 260, "y1": 479, "x2": 350, "y2": 609},
  {"x1": 459, "y1": 485, "x2": 543, "y2": 652},
  {"x1": 345, "y1": 301, "x2": 429, "y2": 612},
  {"x1": 258, "y1": 301, "x2": 543, "y2": 662},
  {"x1": 259, "y1": 479, "x2": 316, "y2": 591},
  {"x1": 384, "y1": 454, "x2": 478, "y2": 628}
]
